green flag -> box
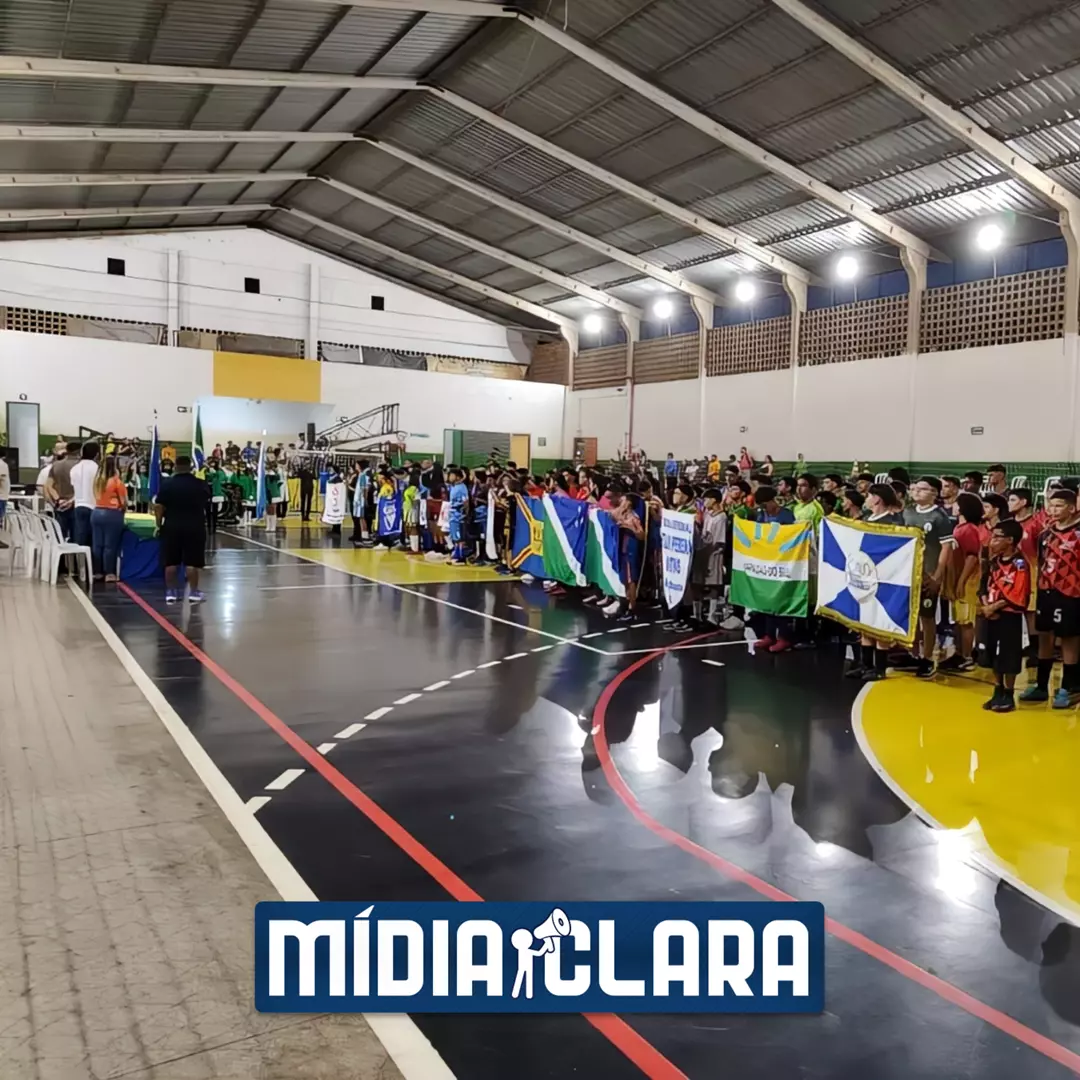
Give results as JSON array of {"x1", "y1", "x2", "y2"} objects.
[
  {"x1": 192, "y1": 407, "x2": 206, "y2": 474},
  {"x1": 730, "y1": 517, "x2": 812, "y2": 617}
]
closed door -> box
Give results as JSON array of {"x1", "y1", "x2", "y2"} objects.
[{"x1": 510, "y1": 433, "x2": 530, "y2": 467}]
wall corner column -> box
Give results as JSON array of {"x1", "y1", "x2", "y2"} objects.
[
  {"x1": 900, "y1": 249, "x2": 928, "y2": 462},
  {"x1": 690, "y1": 297, "x2": 715, "y2": 457},
  {"x1": 1061, "y1": 210, "x2": 1080, "y2": 459},
  {"x1": 306, "y1": 262, "x2": 320, "y2": 361},
  {"x1": 166, "y1": 249, "x2": 179, "y2": 344},
  {"x1": 782, "y1": 276, "x2": 807, "y2": 459},
  {"x1": 620, "y1": 314, "x2": 641, "y2": 457}
]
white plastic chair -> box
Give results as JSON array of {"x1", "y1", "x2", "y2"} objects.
[
  {"x1": 18, "y1": 511, "x2": 47, "y2": 578},
  {"x1": 1010, "y1": 475, "x2": 1028, "y2": 490},
  {"x1": 1037, "y1": 476, "x2": 1061, "y2": 508},
  {"x1": 2, "y1": 509, "x2": 27, "y2": 575},
  {"x1": 874, "y1": 472, "x2": 889, "y2": 484},
  {"x1": 43, "y1": 515, "x2": 92, "y2": 587}
]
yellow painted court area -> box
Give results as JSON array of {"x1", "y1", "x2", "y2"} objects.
[
  {"x1": 858, "y1": 675, "x2": 1080, "y2": 921},
  {"x1": 293, "y1": 547, "x2": 506, "y2": 584}
]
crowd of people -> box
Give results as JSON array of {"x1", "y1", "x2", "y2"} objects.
[{"x1": 365, "y1": 449, "x2": 1073, "y2": 715}]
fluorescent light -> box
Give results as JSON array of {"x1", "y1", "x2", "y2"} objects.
[
  {"x1": 976, "y1": 222, "x2": 1003, "y2": 252},
  {"x1": 836, "y1": 255, "x2": 859, "y2": 281},
  {"x1": 734, "y1": 279, "x2": 757, "y2": 303},
  {"x1": 583, "y1": 313, "x2": 603, "y2": 333},
  {"x1": 652, "y1": 297, "x2": 673, "y2": 319}
]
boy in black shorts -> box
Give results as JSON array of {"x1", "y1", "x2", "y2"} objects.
[
  {"x1": 1022, "y1": 488, "x2": 1080, "y2": 707},
  {"x1": 978, "y1": 520, "x2": 1030, "y2": 713}
]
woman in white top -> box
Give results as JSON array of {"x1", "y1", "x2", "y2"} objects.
[{"x1": 68, "y1": 441, "x2": 101, "y2": 548}]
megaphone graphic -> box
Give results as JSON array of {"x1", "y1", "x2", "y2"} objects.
[{"x1": 531, "y1": 908, "x2": 571, "y2": 954}]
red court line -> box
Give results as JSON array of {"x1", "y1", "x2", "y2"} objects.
[
  {"x1": 117, "y1": 583, "x2": 686, "y2": 1080},
  {"x1": 592, "y1": 639, "x2": 1080, "y2": 1077}
]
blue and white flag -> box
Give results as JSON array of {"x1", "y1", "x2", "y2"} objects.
[
  {"x1": 148, "y1": 423, "x2": 161, "y2": 500},
  {"x1": 817, "y1": 516, "x2": 924, "y2": 646},
  {"x1": 255, "y1": 440, "x2": 267, "y2": 519},
  {"x1": 585, "y1": 508, "x2": 625, "y2": 598},
  {"x1": 660, "y1": 509, "x2": 695, "y2": 609},
  {"x1": 255, "y1": 900, "x2": 824, "y2": 1014},
  {"x1": 378, "y1": 491, "x2": 403, "y2": 538}
]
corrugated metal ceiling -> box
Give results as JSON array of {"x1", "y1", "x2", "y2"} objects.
[{"x1": 0, "y1": 0, "x2": 1077, "y2": 330}]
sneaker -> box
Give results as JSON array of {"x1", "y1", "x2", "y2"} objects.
[
  {"x1": 955, "y1": 657, "x2": 976, "y2": 673},
  {"x1": 601, "y1": 599, "x2": 622, "y2": 616},
  {"x1": 520, "y1": 573, "x2": 536, "y2": 584},
  {"x1": 1019, "y1": 685, "x2": 1049, "y2": 703},
  {"x1": 617, "y1": 610, "x2": 635, "y2": 623},
  {"x1": 756, "y1": 635, "x2": 776, "y2": 650},
  {"x1": 165, "y1": 590, "x2": 177, "y2": 604},
  {"x1": 547, "y1": 585, "x2": 567, "y2": 597},
  {"x1": 844, "y1": 665, "x2": 867, "y2": 680},
  {"x1": 937, "y1": 654, "x2": 965, "y2": 672},
  {"x1": 991, "y1": 694, "x2": 1016, "y2": 713},
  {"x1": 768, "y1": 639, "x2": 793, "y2": 654},
  {"x1": 542, "y1": 581, "x2": 556, "y2": 591},
  {"x1": 721, "y1": 615, "x2": 744, "y2": 631},
  {"x1": 915, "y1": 659, "x2": 935, "y2": 679},
  {"x1": 1052, "y1": 688, "x2": 1080, "y2": 710},
  {"x1": 862, "y1": 669, "x2": 886, "y2": 682},
  {"x1": 982, "y1": 688, "x2": 1003, "y2": 711},
  {"x1": 670, "y1": 620, "x2": 693, "y2": 632},
  {"x1": 582, "y1": 594, "x2": 600, "y2": 605},
  {"x1": 890, "y1": 652, "x2": 921, "y2": 672},
  {"x1": 189, "y1": 590, "x2": 205, "y2": 604}
]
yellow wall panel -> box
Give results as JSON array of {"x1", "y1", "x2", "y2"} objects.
[{"x1": 213, "y1": 351, "x2": 321, "y2": 403}]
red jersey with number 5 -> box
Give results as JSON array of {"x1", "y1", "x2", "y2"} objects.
[{"x1": 1038, "y1": 521, "x2": 1080, "y2": 597}]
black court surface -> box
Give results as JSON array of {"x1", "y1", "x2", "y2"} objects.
[{"x1": 87, "y1": 529, "x2": 1080, "y2": 1080}]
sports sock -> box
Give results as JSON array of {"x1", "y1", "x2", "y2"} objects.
[
  {"x1": 861, "y1": 644, "x2": 875, "y2": 669},
  {"x1": 1063, "y1": 662, "x2": 1080, "y2": 693},
  {"x1": 692, "y1": 600, "x2": 703, "y2": 621},
  {"x1": 875, "y1": 648, "x2": 888, "y2": 674},
  {"x1": 1037, "y1": 658, "x2": 1054, "y2": 690},
  {"x1": 409, "y1": 534, "x2": 420, "y2": 553}
]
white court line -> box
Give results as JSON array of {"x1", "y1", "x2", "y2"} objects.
[
  {"x1": 423, "y1": 680, "x2": 451, "y2": 691},
  {"x1": 630, "y1": 623, "x2": 650, "y2": 629},
  {"x1": 260, "y1": 582, "x2": 381, "y2": 591},
  {"x1": 607, "y1": 627, "x2": 629, "y2": 634},
  {"x1": 477, "y1": 660, "x2": 501, "y2": 669},
  {"x1": 504, "y1": 652, "x2": 527, "y2": 660},
  {"x1": 225, "y1": 533, "x2": 606, "y2": 654},
  {"x1": 394, "y1": 693, "x2": 423, "y2": 705},
  {"x1": 581, "y1": 632, "x2": 604, "y2": 639},
  {"x1": 531, "y1": 645, "x2": 553, "y2": 653},
  {"x1": 335, "y1": 722, "x2": 367, "y2": 739},
  {"x1": 702, "y1": 659, "x2": 726, "y2": 668},
  {"x1": 507, "y1": 604, "x2": 524, "y2": 610},
  {"x1": 316, "y1": 742, "x2": 337, "y2": 755},
  {"x1": 66, "y1": 582, "x2": 454, "y2": 1080},
  {"x1": 265, "y1": 768, "x2": 305, "y2": 791},
  {"x1": 451, "y1": 670, "x2": 475, "y2": 680},
  {"x1": 600, "y1": 639, "x2": 747, "y2": 656},
  {"x1": 246, "y1": 795, "x2": 272, "y2": 813},
  {"x1": 366, "y1": 706, "x2": 393, "y2": 720}
]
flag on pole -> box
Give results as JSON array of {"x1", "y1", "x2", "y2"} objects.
[
  {"x1": 541, "y1": 494, "x2": 587, "y2": 586},
  {"x1": 255, "y1": 438, "x2": 268, "y2": 520},
  {"x1": 730, "y1": 518, "x2": 812, "y2": 617},
  {"x1": 510, "y1": 495, "x2": 546, "y2": 576},
  {"x1": 817, "y1": 516, "x2": 924, "y2": 645},
  {"x1": 192, "y1": 406, "x2": 205, "y2": 474},
  {"x1": 148, "y1": 424, "x2": 162, "y2": 501},
  {"x1": 585, "y1": 508, "x2": 625, "y2": 598},
  {"x1": 485, "y1": 490, "x2": 498, "y2": 561}
]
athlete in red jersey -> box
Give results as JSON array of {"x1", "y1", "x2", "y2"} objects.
[
  {"x1": 1008, "y1": 487, "x2": 1045, "y2": 662},
  {"x1": 979, "y1": 519, "x2": 1031, "y2": 712},
  {"x1": 1023, "y1": 487, "x2": 1080, "y2": 706}
]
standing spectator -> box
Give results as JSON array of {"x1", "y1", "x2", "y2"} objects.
[
  {"x1": 154, "y1": 455, "x2": 209, "y2": 604},
  {"x1": 0, "y1": 449, "x2": 9, "y2": 524},
  {"x1": 738, "y1": 446, "x2": 754, "y2": 477},
  {"x1": 962, "y1": 470, "x2": 984, "y2": 493},
  {"x1": 707, "y1": 454, "x2": 721, "y2": 482},
  {"x1": 69, "y1": 442, "x2": 100, "y2": 549},
  {"x1": 90, "y1": 456, "x2": 127, "y2": 582},
  {"x1": 941, "y1": 475, "x2": 961, "y2": 518},
  {"x1": 775, "y1": 476, "x2": 796, "y2": 507},
  {"x1": 978, "y1": 519, "x2": 1029, "y2": 712},
  {"x1": 903, "y1": 477, "x2": 955, "y2": 677},
  {"x1": 986, "y1": 464, "x2": 1008, "y2": 495},
  {"x1": 46, "y1": 441, "x2": 80, "y2": 539},
  {"x1": 793, "y1": 453, "x2": 808, "y2": 477},
  {"x1": 939, "y1": 492, "x2": 984, "y2": 673},
  {"x1": 760, "y1": 455, "x2": 775, "y2": 479}
]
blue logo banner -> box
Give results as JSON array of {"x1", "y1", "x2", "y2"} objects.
[
  {"x1": 378, "y1": 492, "x2": 403, "y2": 537},
  {"x1": 255, "y1": 900, "x2": 824, "y2": 1013}
]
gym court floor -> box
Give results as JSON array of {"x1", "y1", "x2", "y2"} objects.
[{"x1": 45, "y1": 525, "x2": 1080, "y2": 1078}]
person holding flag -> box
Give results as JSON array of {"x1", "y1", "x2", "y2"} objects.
[
  {"x1": 192, "y1": 406, "x2": 206, "y2": 477},
  {"x1": 254, "y1": 437, "x2": 269, "y2": 530}
]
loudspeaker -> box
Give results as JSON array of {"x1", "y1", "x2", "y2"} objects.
[{"x1": 305, "y1": 422, "x2": 316, "y2": 449}]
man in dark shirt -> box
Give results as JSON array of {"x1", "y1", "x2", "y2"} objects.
[{"x1": 154, "y1": 455, "x2": 209, "y2": 604}]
